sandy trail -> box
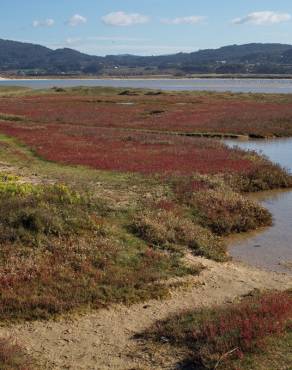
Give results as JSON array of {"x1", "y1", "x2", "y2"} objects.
[{"x1": 0, "y1": 256, "x2": 290, "y2": 370}]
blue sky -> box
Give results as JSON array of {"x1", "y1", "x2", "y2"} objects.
[{"x1": 1, "y1": 0, "x2": 292, "y2": 55}]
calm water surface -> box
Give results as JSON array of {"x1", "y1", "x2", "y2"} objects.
[
  {"x1": 225, "y1": 138, "x2": 292, "y2": 274},
  {"x1": 1, "y1": 78, "x2": 292, "y2": 93}
]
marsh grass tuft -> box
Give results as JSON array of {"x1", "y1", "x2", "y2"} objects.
[
  {"x1": 191, "y1": 189, "x2": 272, "y2": 235},
  {"x1": 131, "y1": 210, "x2": 227, "y2": 262},
  {"x1": 144, "y1": 290, "x2": 292, "y2": 369}
]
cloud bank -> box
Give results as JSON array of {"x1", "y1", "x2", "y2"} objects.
[
  {"x1": 68, "y1": 14, "x2": 87, "y2": 27},
  {"x1": 102, "y1": 11, "x2": 149, "y2": 26},
  {"x1": 32, "y1": 19, "x2": 55, "y2": 28},
  {"x1": 232, "y1": 11, "x2": 291, "y2": 25},
  {"x1": 161, "y1": 16, "x2": 206, "y2": 25}
]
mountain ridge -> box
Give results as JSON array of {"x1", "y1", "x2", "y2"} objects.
[{"x1": 1, "y1": 39, "x2": 292, "y2": 76}]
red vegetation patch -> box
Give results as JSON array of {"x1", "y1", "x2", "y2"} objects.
[
  {"x1": 196, "y1": 292, "x2": 292, "y2": 354},
  {"x1": 0, "y1": 93, "x2": 292, "y2": 136},
  {"x1": 0, "y1": 92, "x2": 291, "y2": 175},
  {"x1": 0, "y1": 121, "x2": 255, "y2": 175},
  {"x1": 149, "y1": 291, "x2": 292, "y2": 368}
]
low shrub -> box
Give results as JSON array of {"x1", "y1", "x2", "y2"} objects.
[
  {"x1": 171, "y1": 174, "x2": 226, "y2": 203},
  {"x1": 225, "y1": 161, "x2": 292, "y2": 192},
  {"x1": 0, "y1": 185, "x2": 98, "y2": 247},
  {"x1": 191, "y1": 189, "x2": 272, "y2": 235},
  {"x1": 131, "y1": 210, "x2": 227, "y2": 261},
  {"x1": 145, "y1": 291, "x2": 292, "y2": 369}
]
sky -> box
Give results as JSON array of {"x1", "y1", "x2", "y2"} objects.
[{"x1": 1, "y1": 0, "x2": 292, "y2": 56}]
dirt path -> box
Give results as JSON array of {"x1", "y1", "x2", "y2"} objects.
[{"x1": 0, "y1": 256, "x2": 290, "y2": 370}]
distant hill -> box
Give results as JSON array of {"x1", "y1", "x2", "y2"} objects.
[
  {"x1": 1, "y1": 39, "x2": 292, "y2": 76},
  {"x1": 0, "y1": 39, "x2": 104, "y2": 74}
]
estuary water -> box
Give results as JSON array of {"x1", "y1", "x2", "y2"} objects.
[
  {"x1": 225, "y1": 138, "x2": 292, "y2": 274},
  {"x1": 1, "y1": 78, "x2": 292, "y2": 94}
]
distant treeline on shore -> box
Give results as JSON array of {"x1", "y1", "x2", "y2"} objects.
[{"x1": 2, "y1": 39, "x2": 292, "y2": 77}]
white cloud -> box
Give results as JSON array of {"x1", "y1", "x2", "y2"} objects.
[
  {"x1": 67, "y1": 14, "x2": 87, "y2": 27},
  {"x1": 102, "y1": 11, "x2": 149, "y2": 26},
  {"x1": 232, "y1": 11, "x2": 291, "y2": 25},
  {"x1": 161, "y1": 16, "x2": 206, "y2": 25},
  {"x1": 32, "y1": 19, "x2": 55, "y2": 28}
]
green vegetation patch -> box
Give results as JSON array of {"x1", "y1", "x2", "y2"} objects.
[{"x1": 0, "y1": 172, "x2": 199, "y2": 321}]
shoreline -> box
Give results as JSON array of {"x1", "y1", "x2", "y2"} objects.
[{"x1": 2, "y1": 75, "x2": 292, "y2": 81}]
